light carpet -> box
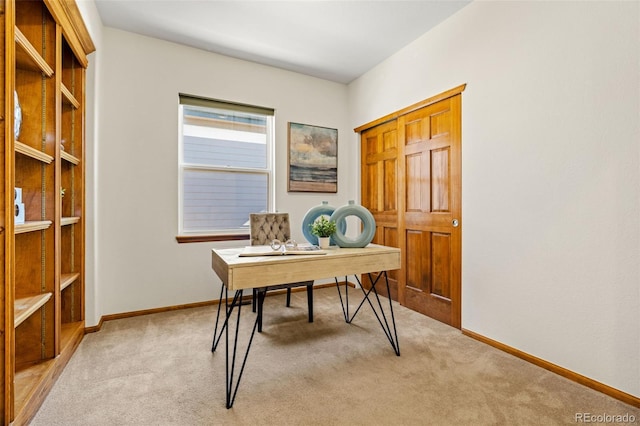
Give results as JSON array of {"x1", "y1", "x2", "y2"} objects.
[{"x1": 31, "y1": 286, "x2": 639, "y2": 425}]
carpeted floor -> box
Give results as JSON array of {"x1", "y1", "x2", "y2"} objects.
[{"x1": 31, "y1": 286, "x2": 639, "y2": 425}]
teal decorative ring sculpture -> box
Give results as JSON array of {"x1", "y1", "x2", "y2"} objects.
[
  {"x1": 330, "y1": 200, "x2": 376, "y2": 248},
  {"x1": 301, "y1": 201, "x2": 347, "y2": 246}
]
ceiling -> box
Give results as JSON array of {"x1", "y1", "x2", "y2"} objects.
[{"x1": 94, "y1": 0, "x2": 471, "y2": 84}]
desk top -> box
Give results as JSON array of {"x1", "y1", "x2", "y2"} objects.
[{"x1": 211, "y1": 244, "x2": 401, "y2": 290}]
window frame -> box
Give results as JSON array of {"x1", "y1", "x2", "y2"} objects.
[{"x1": 176, "y1": 94, "x2": 275, "y2": 242}]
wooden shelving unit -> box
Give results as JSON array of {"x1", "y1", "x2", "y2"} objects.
[{"x1": 2, "y1": 1, "x2": 95, "y2": 424}]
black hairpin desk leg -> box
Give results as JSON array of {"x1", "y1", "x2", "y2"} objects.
[
  {"x1": 211, "y1": 283, "x2": 233, "y2": 352},
  {"x1": 335, "y1": 271, "x2": 400, "y2": 356},
  {"x1": 211, "y1": 284, "x2": 260, "y2": 408}
]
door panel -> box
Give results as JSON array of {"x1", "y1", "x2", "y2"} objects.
[
  {"x1": 384, "y1": 158, "x2": 397, "y2": 212},
  {"x1": 364, "y1": 163, "x2": 378, "y2": 210},
  {"x1": 431, "y1": 232, "x2": 451, "y2": 299},
  {"x1": 431, "y1": 148, "x2": 450, "y2": 212},
  {"x1": 406, "y1": 230, "x2": 429, "y2": 293},
  {"x1": 405, "y1": 152, "x2": 426, "y2": 212}
]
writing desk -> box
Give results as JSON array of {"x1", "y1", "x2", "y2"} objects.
[{"x1": 210, "y1": 244, "x2": 401, "y2": 408}]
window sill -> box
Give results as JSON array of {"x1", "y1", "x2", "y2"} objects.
[{"x1": 176, "y1": 234, "x2": 250, "y2": 244}]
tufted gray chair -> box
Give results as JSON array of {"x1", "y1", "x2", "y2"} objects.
[
  {"x1": 249, "y1": 213, "x2": 314, "y2": 332},
  {"x1": 249, "y1": 213, "x2": 291, "y2": 246}
]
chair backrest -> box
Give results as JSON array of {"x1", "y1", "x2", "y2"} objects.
[{"x1": 249, "y1": 213, "x2": 291, "y2": 246}]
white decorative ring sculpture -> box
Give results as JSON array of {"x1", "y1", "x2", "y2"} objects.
[
  {"x1": 302, "y1": 201, "x2": 346, "y2": 246},
  {"x1": 329, "y1": 200, "x2": 376, "y2": 248}
]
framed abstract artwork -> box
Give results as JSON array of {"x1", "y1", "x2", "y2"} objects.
[{"x1": 287, "y1": 122, "x2": 338, "y2": 193}]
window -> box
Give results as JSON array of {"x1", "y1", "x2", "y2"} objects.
[{"x1": 178, "y1": 94, "x2": 274, "y2": 239}]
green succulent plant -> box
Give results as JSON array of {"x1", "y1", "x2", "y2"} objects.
[{"x1": 309, "y1": 216, "x2": 337, "y2": 238}]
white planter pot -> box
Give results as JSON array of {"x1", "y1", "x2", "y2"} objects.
[{"x1": 318, "y1": 237, "x2": 330, "y2": 249}]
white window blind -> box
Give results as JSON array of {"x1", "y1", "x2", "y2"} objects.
[{"x1": 178, "y1": 94, "x2": 274, "y2": 235}]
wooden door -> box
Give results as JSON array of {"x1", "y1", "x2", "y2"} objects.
[
  {"x1": 360, "y1": 120, "x2": 399, "y2": 300},
  {"x1": 356, "y1": 85, "x2": 464, "y2": 328},
  {"x1": 397, "y1": 94, "x2": 462, "y2": 328}
]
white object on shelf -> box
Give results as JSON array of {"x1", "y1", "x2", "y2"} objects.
[
  {"x1": 14, "y1": 187, "x2": 22, "y2": 203},
  {"x1": 14, "y1": 203, "x2": 25, "y2": 225},
  {"x1": 14, "y1": 91, "x2": 22, "y2": 138}
]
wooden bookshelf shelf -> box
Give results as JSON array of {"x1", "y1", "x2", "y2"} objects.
[
  {"x1": 60, "y1": 321, "x2": 84, "y2": 350},
  {"x1": 14, "y1": 359, "x2": 55, "y2": 422},
  {"x1": 14, "y1": 293, "x2": 52, "y2": 328},
  {"x1": 61, "y1": 150, "x2": 80, "y2": 165},
  {"x1": 15, "y1": 220, "x2": 53, "y2": 234},
  {"x1": 61, "y1": 273, "x2": 80, "y2": 291},
  {"x1": 15, "y1": 141, "x2": 54, "y2": 164},
  {"x1": 61, "y1": 216, "x2": 80, "y2": 226},
  {"x1": 61, "y1": 83, "x2": 80, "y2": 109},
  {"x1": 15, "y1": 26, "x2": 54, "y2": 77}
]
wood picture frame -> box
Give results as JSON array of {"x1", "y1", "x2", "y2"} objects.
[{"x1": 287, "y1": 122, "x2": 338, "y2": 193}]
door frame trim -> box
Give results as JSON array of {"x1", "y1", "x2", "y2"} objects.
[{"x1": 354, "y1": 84, "x2": 467, "y2": 134}]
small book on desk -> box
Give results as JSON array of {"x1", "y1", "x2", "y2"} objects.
[{"x1": 239, "y1": 245, "x2": 326, "y2": 257}]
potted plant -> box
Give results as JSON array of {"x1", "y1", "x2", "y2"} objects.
[{"x1": 309, "y1": 216, "x2": 337, "y2": 248}]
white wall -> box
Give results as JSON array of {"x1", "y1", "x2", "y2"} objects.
[
  {"x1": 75, "y1": 0, "x2": 103, "y2": 327},
  {"x1": 94, "y1": 28, "x2": 352, "y2": 319},
  {"x1": 348, "y1": 1, "x2": 639, "y2": 397}
]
